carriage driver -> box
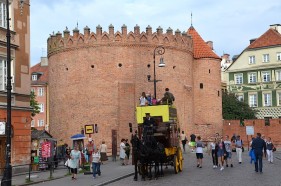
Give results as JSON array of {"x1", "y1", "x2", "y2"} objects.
[{"x1": 143, "y1": 113, "x2": 156, "y2": 135}]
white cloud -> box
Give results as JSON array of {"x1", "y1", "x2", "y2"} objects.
[{"x1": 30, "y1": 0, "x2": 281, "y2": 65}]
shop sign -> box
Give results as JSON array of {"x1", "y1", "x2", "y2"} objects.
[
  {"x1": 0, "y1": 122, "x2": 5, "y2": 135},
  {"x1": 246, "y1": 126, "x2": 254, "y2": 135},
  {"x1": 85, "y1": 125, "x2": 94, "y2": 134}
]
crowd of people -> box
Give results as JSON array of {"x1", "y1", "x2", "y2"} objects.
[
  {"x1": 180, "y1": 132, "x2": 276, "y2": 173},
  {"x1": 64, "y1": 138, "x2": 109, "y2": 180},
  {"x1": 63, "y1": 130, "x2": 276, "y2": 182}
]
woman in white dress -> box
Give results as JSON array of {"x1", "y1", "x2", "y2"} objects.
[
  {"x1": 68, "y1": 144, "x2": 81, "y2": 180},
  {"x1": 119, "y1": 139, "x2": 126, "y2": 165}
]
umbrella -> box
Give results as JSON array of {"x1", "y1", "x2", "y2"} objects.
[{"x1": 70, "y1": 134, "x2": 86, "y2": 140}]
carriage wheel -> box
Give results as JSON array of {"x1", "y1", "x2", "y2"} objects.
[
  {"x1": 173, "y1": 155, "x2": 179, "y2": 174},
  {"x1": 177, "y1": 148, "x2": 183, "y2": 172}
]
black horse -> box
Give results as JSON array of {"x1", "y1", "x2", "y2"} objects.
[{"x1": 131, "y1": 127, "x2": 166, "y2": 181}]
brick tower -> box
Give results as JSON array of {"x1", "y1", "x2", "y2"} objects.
[{"x1": 47, "y1": 24, "x2": 222, "y2": 149}]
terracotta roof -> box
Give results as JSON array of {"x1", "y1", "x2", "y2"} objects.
[
  {"x1": 187, "y1": 26, "x2": 220, "y2": 59},
  {"x1": 30, "y1": 63, "x2": 48, "y2": 84},
  {"x1": 247, "y1": 28, "x2": 281, "y2": 49}
]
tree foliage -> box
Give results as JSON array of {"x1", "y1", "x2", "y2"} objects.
[
  {"x1": 30, "y1": 91, "x2": 40, "y2": 117},
  {"x1": 222, "y1": 92, "x2": 257, "y2": 120}
]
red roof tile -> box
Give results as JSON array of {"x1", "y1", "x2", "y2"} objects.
[
  {"x1": 187, "y1": 26, "x2": 220, "y2": 59},
  {"x1": 247, "y1": 28, "x2": 281, "y2": 49},
  {"x1": 30, "y1": 63, "x2": 48, "y2": 84}
]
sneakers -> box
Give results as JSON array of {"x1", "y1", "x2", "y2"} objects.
[
  {"x1": 197, "y1": 164, "x2": 200, "y2": 167},
  {"x1": 220, "y1": 166, "x2": 224, "y2": 171},
  {"x1": 213, "y1": 165, "x2": 216, "y2": 169},
  {"x1": 93, "y1": 176, "x2": 96, "y2": 179}
]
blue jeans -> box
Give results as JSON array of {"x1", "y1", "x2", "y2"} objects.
[
  {"x1": 92, "y1": 162, "x2": 101, "y2": 177},
  {"x1": 255, "y1": 152, "x2": 263, "y2": 172}
]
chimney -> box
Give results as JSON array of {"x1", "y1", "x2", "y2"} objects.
[
  {"x1": 250, "y1": 38, "x2": 256, "y2": 44},
  {"x1": 221, "y1": 54, "x2": 230, "y2": 60},
  {"x1": 206, "y1": 41, "x2": 213, "y2": 50},
  {"x1": 40, "y1": 57, "x2": 48, "y2": 66},
  {"x1": 270, "y1": 24, "x2": 281, "y2": 34}
]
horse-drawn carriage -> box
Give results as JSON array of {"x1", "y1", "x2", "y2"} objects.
[{"x1": 130, "y1": 105, "x2": 183, "y2": 181}]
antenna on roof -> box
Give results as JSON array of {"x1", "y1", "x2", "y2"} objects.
[{"x1": 191, "y1": 12, "x2": 193, "y2": 27}]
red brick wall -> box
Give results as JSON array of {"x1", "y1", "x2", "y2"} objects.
[{"x1": 223, "y1": 119, "x2": 281, "y2": 149}]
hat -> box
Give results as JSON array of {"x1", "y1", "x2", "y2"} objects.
[{"x1": 88, "y1": 138, "x2": 93, "y2": 142}]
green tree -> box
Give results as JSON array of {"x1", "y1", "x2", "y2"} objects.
[
  {"x1": 30, "y1": 91, "x2": 40, "y2": 117},
  {"x1": 222, "y1": 92, "x2": 257, "y2": 120}
]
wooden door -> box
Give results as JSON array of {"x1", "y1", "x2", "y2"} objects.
[{"x1": 111, "y1": 130, "x2": 117, "y2": 161}]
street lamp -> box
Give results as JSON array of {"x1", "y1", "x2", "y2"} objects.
[
  {"x1": 1, "y1": 0, "x2": 13, "y2": 185},
  {"x1": 151, "y1": 46, "x2": 165, "y2": 99},
  {"x1": 2, "y1": 1, "x2": 27, "y2": 185}
]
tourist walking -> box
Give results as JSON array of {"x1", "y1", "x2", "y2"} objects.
[
  {"x1": 252, "y1": 133, "x2": 267, "y2": 173},
  {"x1": 195, "y1": 136, "x2": 204, "y2": 168},
  {"x1": 224, "y1": 135, "x2": 233, "y2": 167},
  {"x1": 119, "y1": 139, "x2": 126, "y2": 165},
  {"x1": 181, "y1": 131, "x2": 188, "y2": 153},
  {"x1": 190, "y1": 133, "x2": 196, "y2": 152},
  {"x1": 208, "y1": 139, "x2": 218, "y2": 168},
  {"x1": 69, "y1": 144, "x2": 82, "y2": 180},
  {"x1": 87, "y1": 138, "x2": 96, "y2": 163},
  {"x1": 92, "y1": 148, "x2": 101, "y2": 179},
  {"x1": 100, "y1": 140, "x2": 108, "y2": 164},
  {"x1": 217, "y1": 137, "x2": 226, "y2": 171},
  {"x1": 125, "y1": 139, "x2": 131, "y2": 165},
  {"x1": 235, "y1": 135, "x2": 243, "y2": 164},
  {"x1": 266, "y1": 137, "x2": 274, "y2": 163}
]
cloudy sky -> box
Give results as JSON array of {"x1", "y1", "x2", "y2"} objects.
[{"x1": 30, "y1": 0, "x2": 281, "y2": 66}]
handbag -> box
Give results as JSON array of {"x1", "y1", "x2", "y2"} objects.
[
  {"x1": 64, "y1": 159, "x2": 70, "y2": 167},
  {"x1": 272, "y1": 147, "x2": 276, "y2": 152}
]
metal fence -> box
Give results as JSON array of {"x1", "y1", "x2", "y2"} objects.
[{"x1": 0, "y1": 159, "x2": 69, "y2": 184}]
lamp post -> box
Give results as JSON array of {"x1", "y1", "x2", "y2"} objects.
[
  {"x1": 152, "y1": 46, "x2": 165, "y2": 99},
  {"x1": 1, "y1": 0, "x2": 13, "y2": 185},
  {"x1": 2, "y1": 1, "x2": 26, "y2": 185}
]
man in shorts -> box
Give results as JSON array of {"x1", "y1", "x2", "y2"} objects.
[
  {"x1": 190, "y1": 133, "x2": 196, "y2": 152},
  {"x1": 224, "y1": 135, "x2": 233, "y2": 167}
]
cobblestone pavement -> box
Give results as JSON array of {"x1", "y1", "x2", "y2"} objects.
[
  {"x1": 11, "y1": 151, "x2": 281, "y2": 186},
  {"x1": 109, "y1": 151, "x2": 281, "y2": 186}
]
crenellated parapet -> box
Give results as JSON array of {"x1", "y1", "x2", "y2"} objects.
[{"x1": 47, "y1": 24, "x2": 193, "y2": 57}]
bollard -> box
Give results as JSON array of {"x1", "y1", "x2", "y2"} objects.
[
  {"x1": 28, "y1": 164, "x2": 31, "y2": 182},
  {"x1": 49, "y1": 162, "x2": 53, "y2": 179}
]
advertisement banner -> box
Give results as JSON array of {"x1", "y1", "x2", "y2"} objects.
[{"x1": 41, "y1": 141, "x2": 51, "y2": 158}]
